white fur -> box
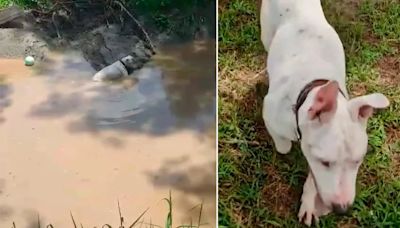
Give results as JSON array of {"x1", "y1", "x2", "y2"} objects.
[
  {"x1": 260, "y1": 0, "x2": 389, "y2": 225},
  {"x1": 92, "y1": 56, "x2": 134, "y2": 82}
]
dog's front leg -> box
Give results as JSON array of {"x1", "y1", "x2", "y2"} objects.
[
  {"x1": 262, "y1": 95, "x2": 292, "y2": 154},
  {"x1": 298, "y1": 172, "x2": 330, "y2": 226}
]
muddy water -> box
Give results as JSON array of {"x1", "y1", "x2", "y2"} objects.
[{"x1": 0, "y1": 40, "x2": 216, "y2": 227}]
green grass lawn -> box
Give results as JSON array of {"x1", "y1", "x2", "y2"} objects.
[{"x1": 218, "y1": 0, "x2": 400, "y2": 227}]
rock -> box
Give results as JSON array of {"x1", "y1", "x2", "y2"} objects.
[{"x1": 0, "y1": 6, "x2": 24, "y2": 26}]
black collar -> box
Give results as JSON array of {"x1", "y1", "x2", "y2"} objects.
[
  {"x1": 119, "y1": 59, "x2": 134, "y2": 74},
  {"x1": 293, "y1": 79, "x2": 346, "y2": 140}
]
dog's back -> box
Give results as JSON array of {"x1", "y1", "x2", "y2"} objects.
[
  {"x1": 261, "y1": 0, "x2": 347, "y2": 95},
  {"x1": 260, "y1": 0, "x2": 327, "y2": 49}
]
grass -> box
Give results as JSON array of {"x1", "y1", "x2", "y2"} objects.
[
  {"x1": 218, "y1": 0, "x2": 400, "y2": 227},
  {"x1": 12, "y1": 192, "x2": 205, "y2": 228},
  {"x1": 0, "y1": 0, "x2": 11, "y2": 8},
  {"x1": 126, "y1": 0, "x2": 214, "y2": 38},
  {"x1": 0, "y1": 0, "x2": 48, "y2": 9},
  {"x1": 11, "y1": 192, "x2": 206, "y2": 228}
]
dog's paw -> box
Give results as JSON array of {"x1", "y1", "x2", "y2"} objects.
[
  {"x1": 298, "y1": 200, "x2": 319, "y2": 226},
  {"x1": 274, "y1": 138, "x2": 292, "y2": 154}
]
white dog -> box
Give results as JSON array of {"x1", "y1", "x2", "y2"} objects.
[
  {"x1": 260, "y1": 0, "x2": 389, "y2": 226},
  {"x1": 92, "y1": 56, "x2": 135, "y2": 82}
]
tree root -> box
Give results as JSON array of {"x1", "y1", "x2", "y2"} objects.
[{"x1": 113, "y1": 1, "x2": 157, "y2": 54}]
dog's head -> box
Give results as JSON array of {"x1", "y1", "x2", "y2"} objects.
[{"x1": 299, "y1": 80, "x2": 389, "y2": 214}]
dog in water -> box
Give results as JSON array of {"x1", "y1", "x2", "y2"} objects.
[
  {"x1": 92, "y1": 55, "x2": 135, "y2": 82},
  {"x1": 260, "y1": 0, "x2": 389, "y2": 225}
]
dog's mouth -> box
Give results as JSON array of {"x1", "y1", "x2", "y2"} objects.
[{"x1": 310, "y1": 168, "x2": 353, "y2": 215}]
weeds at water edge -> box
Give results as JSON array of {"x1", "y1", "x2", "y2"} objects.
[{"x1": 12, "y1": 191, "x2": 205, "y2": 228}]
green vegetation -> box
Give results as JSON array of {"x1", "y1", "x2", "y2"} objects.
[
  {"x1": 0, "y1": 0, "x2": 9, "y2": 8},
  {"x1": 218, "y1": 0, "x2": 400, "y2": 227},
  {"x1": 0, "y1": 0, "x2": 215, "y2": 39},
  {"x1": 0, "y1": 0, "x2": 49, "y2": 9},
  {"x1": 127, "y1": 0, "x2": 214, "y2": 38},
  {"x1": 12, "y1": 192, "x2": 205, "y2": 228}
]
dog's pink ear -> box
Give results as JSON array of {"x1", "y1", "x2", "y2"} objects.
[
  {"x1": 308, "y1": 80, "x2": 339, "y2": 121},
  {"x1": 348, "y1": 93, "x2": 390, "y2": 123}
]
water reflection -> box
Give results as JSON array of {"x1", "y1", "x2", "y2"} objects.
[
  {"x1": 0, "y1": 76, "x2": 13, "y2": 124},
  {"x1": 28, "y1": 40, "x2": 216, "y2": 136},
  {"x1": 0, "y1": 39, "x2": 216, "y2": 227}
]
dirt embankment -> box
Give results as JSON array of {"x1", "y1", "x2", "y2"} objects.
[
  {"x1": 0, "y1": 1, "x2": 215, "y2": 71},
  {"x1": 0, "y1": 4, "x2": 158, "y2": 71}
]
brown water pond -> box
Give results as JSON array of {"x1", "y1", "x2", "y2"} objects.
[{"x1": 0, "y1": 40, "x2": 216, "y2": 227}]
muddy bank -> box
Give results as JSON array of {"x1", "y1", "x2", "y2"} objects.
[
  {"x1": 0, "y1": 19, "x2": 153, "y2": 73},
  {"x1": 0, "y1": 5, "x2": 155, "y2": 72},
  {"x1": 0, "y1": 1, "x2": 214, "y2": 72},
  {"x1": 0, "y1": 28, "x2": 48, "y2": 60}
]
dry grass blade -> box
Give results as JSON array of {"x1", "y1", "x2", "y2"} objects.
[
  {"x1": 37, "y1": 214, "x2": 41, "y2": 228},
  {"x1": 70, "y1": 211, "x2": 78, "y2": 228},
  {"x1": 197, "y1": 203, "x2": 203, "y2": 228},
  {"x1": 118, "y1": 200, "x2": 125, "y2": 227},
  {"x1": 128, "y1": 208, "x2": 150, "y2": 228}
]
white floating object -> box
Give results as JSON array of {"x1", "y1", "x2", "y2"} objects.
[{"x1": 24, "y1": 56, "x2": 35, "y2": 66}]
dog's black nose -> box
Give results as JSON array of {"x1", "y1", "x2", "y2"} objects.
[{"x1": 332, "y1": 203, "x2": 349, "y2": 215}]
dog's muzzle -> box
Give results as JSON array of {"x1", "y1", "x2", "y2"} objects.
[{"x1": 332, "y1": 203, "x2": 351, "y2": 215}]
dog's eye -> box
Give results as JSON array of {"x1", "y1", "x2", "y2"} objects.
[
  {"x1": 321, "y1": 160, "x2": 330, "y2": 168},
  {"x1": 352, "y1": 160, "x2": 361, "y2": 167}
]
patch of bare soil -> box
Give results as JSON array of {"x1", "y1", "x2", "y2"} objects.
[
  {"x1": 387, "y1": 126, "x2": 400, "y2": 175},
  {"x1": 377, "y1": 56, "x2": 400, "y2": 85},
  {"x1": 386, "y1": 127, "x2": 400, "y2": 144},
  {"x1": 323, "y1": 0, "x2": 361, "y2": 21},
  {"x1": 337, "y1": 219, "x2": 359, "y2": 228},
  {"x1": 348, "y1": 82, "x2": 368, "y2": 97},
  {"x1": 341, "y1": 0, "x2": 362, "y2": 20},
  {"x1": 392, "y1": 152, "x2": 400, "y2": 175},
  {"x1": 363, "y1": 31, "x2": 381, "y2": 45},
  {"x1": 262, "y1": 165, "x2": 298, "y2": 217}
]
